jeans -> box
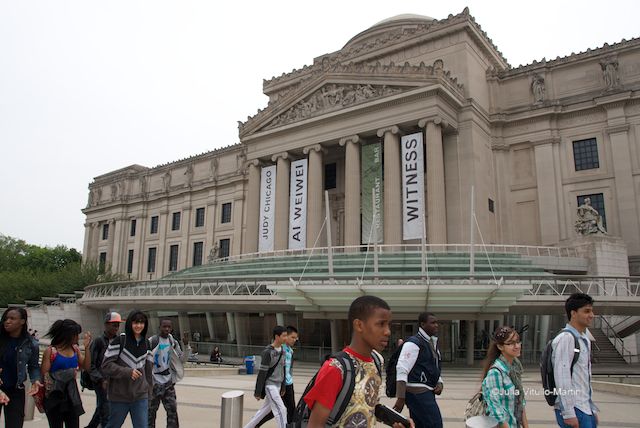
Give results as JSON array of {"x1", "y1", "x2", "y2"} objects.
[
  {"x1": 0, "y1": 386, "x2": 26, "y2": 428},
  {"x1": 405, "y1": 390, "x2": 443, "y2": 428},
  {"x1": 85, "y1": 386, "x2": 109, "y2": 428},
  {"x1": 555, "y1": 408, "x2": 598, "y2": 428},
  {"x1": 105, "y1": 399, "x2": 148, "y2": 428}
]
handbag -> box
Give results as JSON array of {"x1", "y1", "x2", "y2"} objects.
[
  {"x1": 464, "y1": 390, "x2": 488, "y2": 420},
  {"x1": 34, "y1": 346, "x2": 57, "y2": 413}
]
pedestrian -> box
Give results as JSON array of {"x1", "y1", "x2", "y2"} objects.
[
  {"x1": 102, "y1": 310, "x2": 153, "y2": 428},
  {"x1": 393, "y1": 312, "x2": 443, "y2": 428},
  {"x1": 85, "y1": 312, "x2": 124, "y2": 428},
  {"x1": 553, "y1": 293, "x2": 599, "y2": 428},
  {"x1": 210, "y1": 346, "x2": 223, "y2": 364},
  {"x1": 481, "y1": 326, "x2": 528, "y2": 428},
  {"x1": 41, "y1": 319, "x2": 92, "y2": 428},
  {"x1": 304, "y1": 295, "x2": 413, "y2": 427},
  {"x1": 148, "y1": 319, "x2": 184, "y2": 428},
  {"x1": 0, "y1": 307, "x2": 42, "y2": 428},
  {"x1": 243, "y1": 326, "x2": 288, "y2": 428}
]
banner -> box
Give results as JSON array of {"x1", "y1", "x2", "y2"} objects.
[
  {"x1": 401, "y1": 132, "x2": 425, "y2": 240},
  {"x1": 258, "y1": 165, "x2": 276, "y2": 252},
  {"x1": 361, "y1": 143, "x2": 383, "y2": 244},
  {"x1": 288, "y1": 158, "x2": 307, "y2": 249}
]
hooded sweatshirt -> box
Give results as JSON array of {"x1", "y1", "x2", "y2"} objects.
[{"x1": 101, "y1": 310, "x2": 153, "y2": 402}]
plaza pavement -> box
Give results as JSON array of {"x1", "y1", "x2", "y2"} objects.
[{"x1": 14, "y1": 364, "x2": 640, "y2": 427}]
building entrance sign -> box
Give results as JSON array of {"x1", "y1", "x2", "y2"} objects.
[
  {"x1": 259, "y1": 165, "x2": 276, "y2": 252},
  {"x1": 288, "y1": 158, "x2": 308, "y2": 249},
  {"x1": 401, "y1": 132, "x2": 425, "y2": 240},
  {"x1": 362, "y1": 143, "x2": 383, "y2": 244}
]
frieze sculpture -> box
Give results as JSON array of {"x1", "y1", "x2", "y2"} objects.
[
  {"x1": 139, "y1": 175, "x2": 147, "y2": 196},
  {"x1": 209, "y1": 158, "x2": 218, "y2": 181},
  {"x1": 531, "y1": 74, "x2": 545, "y2": 103},
  {"x1": 207, "y1": 243, "x2": 219, "y2": 263},
  {"x1": 184, "y1": 164, "x2": 194, "y2": 188},
  {"x1": 110, "y1": 184, "x2": 118, "y2": 201},
  {"x1": 600, "y1": 59, "x2": 619, "y2": 90},
  {"x1": 162, "y1": 171, "x2": 172, "y2": 192},
  {"x1": 575, "y1": 197, "x2": 606, "y2": 235}
]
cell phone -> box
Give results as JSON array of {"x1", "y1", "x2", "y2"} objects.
[{"x1": 374, "y1": 404, "x2": 410, "y2": 428}]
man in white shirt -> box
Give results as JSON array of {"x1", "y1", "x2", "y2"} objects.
[
  {"x1": 393, "y1": 312, "x2": 443, "y2": 428},
  {"x1": 553, "y1": 293, "x2": 599, "y2": 428}
]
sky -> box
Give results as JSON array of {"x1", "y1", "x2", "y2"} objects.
[{"x1": 1, "y1": 0, "x2": 639, "y2": 252}]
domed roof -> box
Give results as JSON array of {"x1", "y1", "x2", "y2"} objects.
[{"x1": 344, "y1": 14, "x2": 435, "y2": 49}]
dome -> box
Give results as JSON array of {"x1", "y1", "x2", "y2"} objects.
[{"x1": 344, "y1": 14, "x2": 435, "y2": 49}]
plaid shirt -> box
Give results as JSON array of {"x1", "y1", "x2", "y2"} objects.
[{"x1": 482, "y1": 356, "x2": 522, "y2": 427}]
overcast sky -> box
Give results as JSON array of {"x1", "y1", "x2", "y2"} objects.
[{"x1": 1, "y1": 0, "x2": 639, "y2": 252}]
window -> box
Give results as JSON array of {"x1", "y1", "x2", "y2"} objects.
[
  {"x1": 488, "y1": 198, "x2": 495, "y2": 213},
  {"x1": 130, "y1": 219, "x2": 137, "y2": 237},
  {"x1": 577, "y1": 193, "x2": 607, "y2": 230},
  {"x1": 172, "y1": 212, "x2": 181, "y2": 231},
  {"x1": 193, "y1": 242, "x2": 203, "y2": 266},
  {"x1": 150, "y1": 216, "x2": 159, "y2": 234},
  {"x1": 195, "y1": 208, "x2": 205, "y2": 228},
  {"x1": 102, "y1": 224, "x2": 109, "y2": 240},
  {"x1": 573, "y1": 138, "x2": 599, "y2": 171},
  {"x1": 168, "y1": 245, "x2": 179, "y2": 272},
  {"x1": 147, "y1": 247, "x2": 157, "y2": 273},
  {"x1": 99, "y1": 252, "x2": 107, "y2": 273},
  {"x1": 127, "y1": 250, "x2": 134, "y2": 274},
  {"x1": 325, "y1": 163, "x2": 336, "y2": 190},
  {"x1": 221, "y1": 203, "x2": 232, "y2": 224},
  {"x1": 219, "y1": 239, "x2": 230, "y2": 259}
]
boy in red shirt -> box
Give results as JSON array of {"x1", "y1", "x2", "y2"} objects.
[{"x1": 304, "y1": 295, "x2": 414, "y2": 428}]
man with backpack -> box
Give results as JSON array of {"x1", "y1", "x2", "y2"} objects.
[
  {"x1": 85, "y1": 312, "x2": 123, "y2": 428},
  {"x1": 552, "y1": 293, "x2": 599, "y2": 428},
  {"x1": 148, "y1": 319, "x2": 184, "y2": 428},
  {"x1": 244, "y1": 325, "x2": 288, "y2": 428},
  {"x1": 392, "y1": 312, "x2": 443, "y2": 428}
]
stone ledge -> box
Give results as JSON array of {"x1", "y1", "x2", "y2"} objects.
[
  {"x1": 592, "y1": 380, "x2": 640, "y2": 397},
  {"x1": 183, "y1": 367, "x2": 239, "y2": 377}
]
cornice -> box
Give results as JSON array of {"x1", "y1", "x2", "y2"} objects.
[{"x1": 606, "y1": 124, "x2": 630, "y2": 135}]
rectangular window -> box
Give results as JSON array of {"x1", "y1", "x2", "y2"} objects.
[
  {"x1": 99, "y1": 252, "x2": 107, "y2": 273},
  {"x1": 130, "y1": 219, "x2": 137, "y2": 237},
  {"x1": 219, "y1": 239, "x2": 230, "y2": 259},
  {"x1": 168, "y1": 245, "x2": 179, "y2": 271},
  {"x1": 573, "y1": 138, "x2": 599, "y2": 171},
  {"x1": 195, "y1": 207, "x2": 205, "y2": 227},
  {"x1": 102, "y1": 224, "x2": 109, "y2": 240},
  {"x1": 147, "y1": 247, "x2": 157, "y2": 273},
  {"x1": 221, "y1": 203, "x2": 232, "y2": 224},
  {"x1": 193, "y1": 242, "x2": 203, "y2": 266},
  {"x1": 172, "y1": 212, "x2": 181, "y2": 231},
  {"x1": 324, "y1": 163, "x2": 337, "y2": 190},
  {"x1": 488, "y1": 198, "x2": 495, "y2": 213},
  {"x1": 150, "y1": 216, "x2": 159, "y2": 234},
  {"x1": 127, "y1": 250, "x2": 134, "y2": 274},
  {"x1": 577, "y1": 193, "x2": 607, "y2": 230}
]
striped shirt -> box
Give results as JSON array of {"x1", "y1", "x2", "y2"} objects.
[
  {"x1": 481, "y1": 356, "x2": 522, "y2": 427},
  {"x1": 552, "y1": 324, "x2": 598, "y2": 419}
]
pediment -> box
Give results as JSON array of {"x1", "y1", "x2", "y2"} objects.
[{"x1": 239, "y1": 60, "x2": 464, "y2": 138}]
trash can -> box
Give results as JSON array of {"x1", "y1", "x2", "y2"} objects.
[{"x1": 244, "y1": 356, "x2": 255, "y2": 375}]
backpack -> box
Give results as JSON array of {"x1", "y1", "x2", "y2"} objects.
[
  {"x1": 540, "y1": 329, "x2": 581, "y2": 406},
  {"x1": 82, "y1": 334, "x2": 126, "y2": 391},
  {"x1": 385, "y1": 345, "x2": 404, "y2": 398},
  {"x1": 287, "y1": 350, "x2": 382, "y2": 428}
]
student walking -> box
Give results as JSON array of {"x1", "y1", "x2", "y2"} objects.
[
  {"x1": 481, "y1": 326, "x2": 528, "y2": 428},
  {"x1": 102, "y1": 310, "x2": 153, "y2": 428},
  {"x1": 85, "y1": 312, "x2": 124, "y2": 428},
  {"x1": 553, "y1": 293, "x2": 599, "y2": 428},
  {"x1": 0, "y1": 307, "x2": 42, "y2": 428},
  {"x1": 41, "y1": 319, "x2": 92, "y2": 428}
]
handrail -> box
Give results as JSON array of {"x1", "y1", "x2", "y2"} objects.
[{"x1": 594, "y1": 315, "x2": 636, "y2": 363}]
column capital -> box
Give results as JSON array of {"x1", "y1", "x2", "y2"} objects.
[
  {"x1": 338, "y1": 135, "x2": 360, "y2": 147},
  {"x1": 376, "y1": 125, "x2": 399, "y2": 137},
  {"x1": 90, "y1": 222, "x2": 100, "y2": 229},
  {"x1": 271, "y1": 152, "x2": 289, "y2": 162},
  {"x1": 244, "y1": 159, "x2": 260, "y2": 170},
  {"x1": 606, "y1": 123, "x2": 630, "y2": 135},
  {"x1": 303, "y1": 144, "x2": 326, "y2": 155},
  {"x1": 418, "y1": 116, "x2": 448, "y2": 129}
]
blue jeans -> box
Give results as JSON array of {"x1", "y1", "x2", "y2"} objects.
[
  {"x1": 555, "y1": 408, "x2": 597, "y2": 428},
  {"x1": 106, "y1": 399, "x2": 148, "y2": 428},
  {"x1": 405, "y1": 390, "x2": 443, "y2": 428}
]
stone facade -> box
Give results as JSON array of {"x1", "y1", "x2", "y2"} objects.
[{"x1": 82, "y1": 10, "x2": 640, "y2": 278}]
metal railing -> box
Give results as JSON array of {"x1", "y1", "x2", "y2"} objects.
[{"x1": 594, "y1": 315, "x2": 639, "y2": 363}]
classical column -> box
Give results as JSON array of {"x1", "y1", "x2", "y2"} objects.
[
  {"x1": 156, "y1": 210, "x2": 168, "y2": 277},
  {"x1": 106, "y1": 219, "x2": 116, "y2": 268},
  {"x1": 82, "y1": 223, "x2": 91, "y2": 263},
  {"x1": 304, "y1": 144, "x2": 325, "y2": 248},
  {"x1": 91, "y1": 223, "x2": 100, "y2": 261},
  {"x1": 419, "y1": 118, "x2": 447, "y2": 244},
  {"x1": 272, "y1": 152, "x2": 290, "y2": 251},
  {"x1": 205, "y1": 312, "x2": 216, "y2": 341},
  {"x1": 339, "y1": 135, "x2": 361, "y2": 249},
  {"x1": 180, "y1": 206, "x2": 192, "y2": 269},
  {"x1": 466, "y1": 320, "x2": 475, "y2": 366},
  {"x1": 376, "y1": 126, "x2": 401, "y2": 245},
  {"x1": 534, "y1": 140, "x2": 561, "y2": 245},
  {"x1": 243, "y1": 160, "x2": 261, "y2": 254}
]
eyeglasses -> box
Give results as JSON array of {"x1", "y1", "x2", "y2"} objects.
[{"x1": 503, "y1": 340, "x2": 522, "y2": 346}]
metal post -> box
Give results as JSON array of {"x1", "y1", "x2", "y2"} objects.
[
  {"x1": 469, "y1": 185, "x2": 475, "y2": 280},
  {"x1": 220, "y1": 390, "x2": 244, "y2": 428},
  {"x1": 324, "y1": 190, "x2": 334, "y2": 279}
]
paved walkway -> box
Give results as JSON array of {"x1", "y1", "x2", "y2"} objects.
[{"x1": 14, "y1": 365, "x2": 640, "y2": 427}]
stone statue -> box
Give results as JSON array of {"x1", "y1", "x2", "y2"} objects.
[
  {"x1": 87, "y1": 190, "x2": 93, "y2": 207},
  {"x1": 209, "y1": 158, "x2": 218, "y2": 181},
  {"x1": 110, "y1": 184, "x2": 118, "y2": 201},
  {"x1": 601, "y1": 59, "x2": 619, "y2": 90},
  {"x1": 532, "y1": 74, "x2": 545, "y2": 103},
  {"x1": 184, "y1": 164, "x2": 194, "y2": 188},
  {"x1": 139, "y1": 175, "x2": 147, "y2": 195},
  {"x1": 207, "y1": 244, "x2": 219, "y2": 262},
  {"x1": 575, "y1": 197, "x2": 606, "y2": 235},
  {"x1": 162, "y1": 171, "x2": 172, "y2": 192},
  {"x1": 96, "y1": 187, "x2": 102, "y2": 203},
  {"x1": 117, "y1": 181, "x2": 124, "y2": 199}
]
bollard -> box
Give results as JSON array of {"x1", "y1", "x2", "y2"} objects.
[
  {"x1": 220, "y1": 390, "x2": 244, "y2": 428},
  {"x1": 23, "y1": 381, "x2": 35, "y2": 421},
  {"x1": 465, "y1": 415, "x2": 498, "y2": 428}
]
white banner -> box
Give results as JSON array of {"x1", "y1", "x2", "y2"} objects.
[
  {"x1": 401, "y1": 132, "x2": 425, "y2": 240},
  {"x1": 258, "y1": 165, "x2": 276, "y2": 252},
  {"x1": 288, "y1": 159, "x2": 308, "y2": 249}
]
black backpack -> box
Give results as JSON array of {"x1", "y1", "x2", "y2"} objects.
[
  {"x1": 385, "y1": 345, "x2": 404, "y2": 398},
  {"x1": 287, "y1": 350, "x2": 382, "y2": 427},
  {"x1": 540, "y1": 329, "x2": 581, "y2": 406}
]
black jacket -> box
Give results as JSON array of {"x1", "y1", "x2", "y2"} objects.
[{"x1": 45, "y1": 368, "x2": 84, "y2": 416}]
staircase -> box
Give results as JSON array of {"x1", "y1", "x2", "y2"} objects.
[{"x1": 590, "y1": 328, "x2": 627, "y2": 364}]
